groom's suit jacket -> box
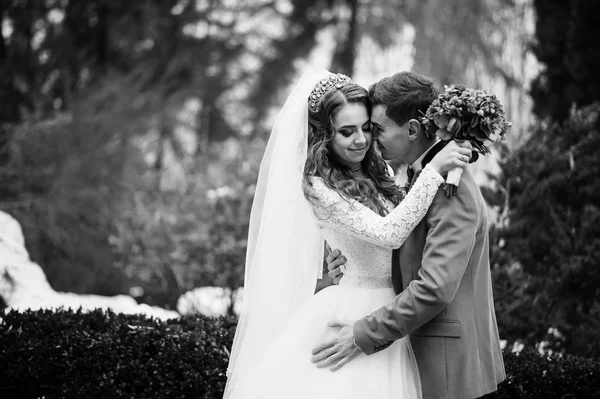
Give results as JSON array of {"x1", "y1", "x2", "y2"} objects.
[{"x1": 354, "y1": 143, "x2": 506, "y2": 399}]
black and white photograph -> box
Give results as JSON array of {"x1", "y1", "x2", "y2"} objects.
[{"x1": 1, "y1": 0, "x2": 599, "y2": 398}]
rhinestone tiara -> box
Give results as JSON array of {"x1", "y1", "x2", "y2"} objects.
[{"x1": 308, "y1": 73, "x2": 353, "y2": 112}]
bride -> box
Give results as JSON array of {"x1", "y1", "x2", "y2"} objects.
[{"x1": 223, "y1": 70, "x2": 471, "y2": 398}]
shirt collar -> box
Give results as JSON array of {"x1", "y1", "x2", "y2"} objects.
[{"x1": 411, "y1": 139, "x2": 441, "y2": 172}]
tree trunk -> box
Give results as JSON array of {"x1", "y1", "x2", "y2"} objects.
[
  {"x1": 331, "y1": 0, "x2": 359, "y2": 76},
  {"x1": 0, "y1": 2, "x2": 20, "y2": 123},
  {"x1": 0, "y1": 1, "x2": 21, "y2": 189},
  {"x1": 248, "y1": 0, "x2": 337, "y2": 131},
  {"x1": 96, "y1": 2, "x2": 109, "y2": 74}
]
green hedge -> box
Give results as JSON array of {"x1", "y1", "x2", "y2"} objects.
[
  {"x1": 485, "y1": 345, "x2": 600, "y2": 399},
  {"x1": 0, "y1": 309, "x2": 236, "y2": 399},
  {"x1": 1, "y1": 309, "x2": 599, "y2": 398}
]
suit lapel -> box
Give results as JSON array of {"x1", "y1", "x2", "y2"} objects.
[
  {"x1": 421, "y1": 140, "x2": 447, "y2": 169},
  {"x1": 394, "y1": 141, "x2": 447, "y2": 292},
  {"x1": 407, "y1": 141, "x2": 446, "y2": 191}
]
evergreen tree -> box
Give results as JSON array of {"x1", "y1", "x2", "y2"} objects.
[
  {"x1": 490, "y1": 0, "x2": 600, "y2": 358},
  {"x1": 530, "y1": 0, "x2": 600, "y2": 121},
  {"x1": 493, "y1": 104, "x2": 600, "y2": 357}
]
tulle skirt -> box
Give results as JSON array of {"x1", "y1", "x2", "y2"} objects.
[{"x1": 226, "y1": 284, "x2": 422, "y2": 399}]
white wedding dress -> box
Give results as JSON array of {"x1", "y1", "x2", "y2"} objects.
[{"x1": 225, "y1": 165, "x2": 443, "y2": 399}]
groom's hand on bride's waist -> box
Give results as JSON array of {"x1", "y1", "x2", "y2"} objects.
[
  {"x1": 326, "y1": 249, "x2": 347, "y2": 284},
  {"x1": 311, "y1": 321, "x2": 362, "y2": 372}
]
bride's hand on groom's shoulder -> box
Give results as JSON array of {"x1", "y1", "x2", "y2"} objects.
[{"x1": 326, "y1": 248, "x2": 346, "y2": 284}]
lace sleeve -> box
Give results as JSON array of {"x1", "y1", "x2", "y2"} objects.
[{"x1": 307, "y1": 164, "x2": 443, "y2": 249}]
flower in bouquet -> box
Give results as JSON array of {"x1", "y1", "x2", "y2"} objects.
[{"x1": 420, "y1": 85, "x2": 511, "y2": 196}]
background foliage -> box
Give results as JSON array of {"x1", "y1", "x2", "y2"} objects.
[
  {"x1": 486, "y1": 0, "x2": 600, "y2": 359},
  {"x1": 0, "y1": 309, "x2": 237, "y2": 398},
  {"x1": 529, "y1": 0, "x2": 600, "y2": 121}
]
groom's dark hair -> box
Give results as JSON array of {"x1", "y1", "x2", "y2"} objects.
[{"x1": 369, "y1": 71, "x2": 439, "y2": 128}]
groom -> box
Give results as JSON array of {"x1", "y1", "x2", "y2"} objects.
[{"x1": 311, "y1": 72, "x2": 506, "y2": 398}]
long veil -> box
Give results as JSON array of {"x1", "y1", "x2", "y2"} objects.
[{"x1": 223, "y1": 69, "x2": 332, "y2": 397}]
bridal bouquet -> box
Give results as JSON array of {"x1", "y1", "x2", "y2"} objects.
[{"x1": 420, "y1": 85, "x2": 511, "y2": 197}]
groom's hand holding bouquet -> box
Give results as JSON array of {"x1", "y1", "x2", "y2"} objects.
[{"x1": 420, "y1": 85, "x2": 511, "y2": 197}]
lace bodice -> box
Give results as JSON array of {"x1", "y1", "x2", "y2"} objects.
[{"x1": 307, "y1": 165, "x2": 443, "y2": 289}]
